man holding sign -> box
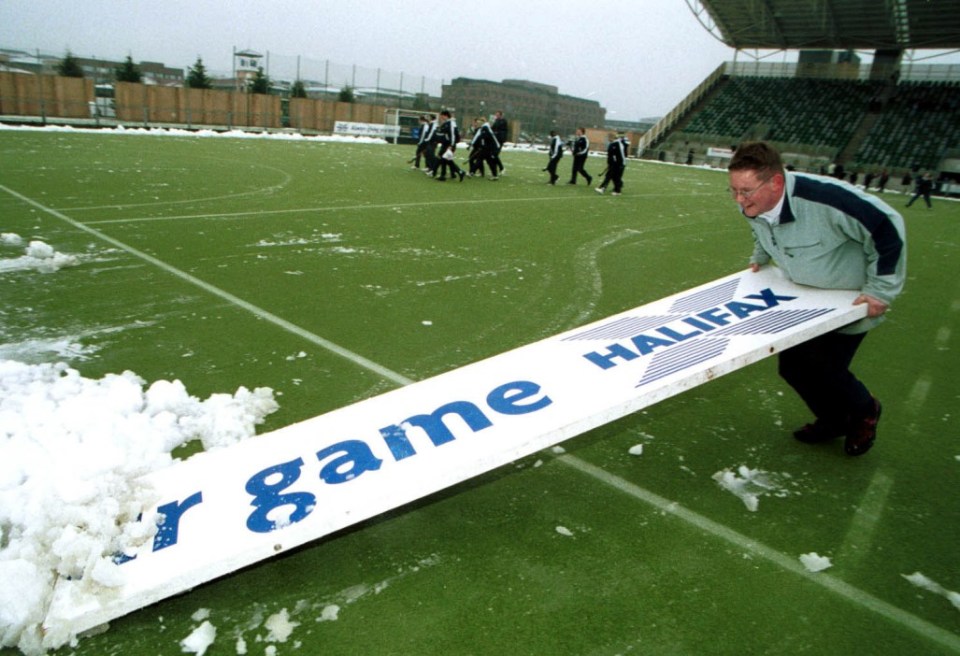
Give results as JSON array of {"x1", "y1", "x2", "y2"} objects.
[{"x1": 727, "y1": 142, "x2": 906, "y2": 456}]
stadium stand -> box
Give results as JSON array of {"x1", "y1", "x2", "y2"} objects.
[{"x1": 643, "y1": 1, "x2": 960, "y2": 183}]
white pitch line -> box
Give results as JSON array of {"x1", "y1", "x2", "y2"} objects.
[
  {"x1": 3, "y1": 183, "x2": 956, "y2": 653},
  {"x1": 834, "y1": 469, "x2": 895, "y2": 568},
  {"x1": 80, "y1": 195, "x2": 605, "y2": 226},
  {"x1": 557, "y1": 454, "x2": 960, "y2": 653},
  {"x1": 0, "y1": 183, "x2": 412, "y2": 388}
]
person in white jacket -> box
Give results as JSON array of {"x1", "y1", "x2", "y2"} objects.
[{"x1": 728, "y1": 141, "x2": 906, "y2": 456}]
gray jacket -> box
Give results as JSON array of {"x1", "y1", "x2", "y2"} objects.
[{"x1": 745, "y1": 172, "x2": 906, "y2": 334}]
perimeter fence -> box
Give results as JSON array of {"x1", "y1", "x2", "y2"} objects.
[{"x1": 0, "y1": 51, "x2": 447, "y2": 134}]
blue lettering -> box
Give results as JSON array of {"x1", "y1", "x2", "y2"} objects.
[
  {"x1": 153, "y1": 492, "x2": 203, "y2": 551},
  {"x1": 245, "y1": 458, "x2": 316, "y2": 533},
  {"x1": 631, "y1": 333, "x2": 675, "y2": 355},
  {"x1": 114, "y1": 491, "x2": 203, "y2": 563},
  {"x1": 381, "y1": 401, "x2": 494, "y2": 461},
  {"x1": 682, "y1": 316, "x2": 716, "y2": 332},
  {"x1": 745, "y1": 288, "x2": 797, "y2": 307},
  {"x1": 656, "y1": 325, "x2": 702, "y2": 342},
  {"x1": 316, "y1": 440, "x2": 383, "y2": 484},
  {"x1": 581, "y1": 287, "x2": 802, "y2": 371},
  {"x1": 723, "y1": 301, "x2": 768, "y2": 319},
  {"x1": 583, "y1": 343, "x2": 640, "y2": 370},
  {"x1": 698, "y1": 307, "x2": 733, "y2": 326},
  {"x1": 486, "y1": 380, "x2": 552, "y2": 415}
]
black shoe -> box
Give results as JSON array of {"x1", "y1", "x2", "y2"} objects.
[
  {"x1": 587, "y1": 175, "x2": 593, "y2": 185},
  {"x1": 458, "y1": 171, "x2": 465, "y2": 182},
  {"x1": 845, "y1": 398, "x2": 882, "y2": 456},
  {"x1": 436, "y1": 177, "x2": 447, "y2": 182},
  {"x1": 793, "y1": 420, "x2": 844, "y2": 444}
]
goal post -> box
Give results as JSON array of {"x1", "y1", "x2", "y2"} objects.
[{"x1": 384, "y1": 107, "x2": 429, "y2": 145}]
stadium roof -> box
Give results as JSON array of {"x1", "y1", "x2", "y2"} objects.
[{"x1": 689, "y1": 0, "x2": 960, "y2": 50}]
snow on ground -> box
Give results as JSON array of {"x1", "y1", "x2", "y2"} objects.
[
  {"x1": 0, "y1": 121, "x2": 541, "y2": 152},
  {"x1": 3, "y1": 124, "x2": 955, "y2": 654},
  {"x1": 711, "y1": 465, "x2": 796, "y2": 512},
  {"x1": 0, "y1": 236, "x2": 80, "y2": 274},
  {"x1": 0, "y1": 122, "x2": 390, "y2": 144},
  {"x1": 799, "y1": 552, "x2": 833, "y2": 573},
  {"x1": 902, "y1": 572, "x2": 960, "y2": 612},
  {"x1": 0, "y1": 344, "x2": 277, "y2": 655},
  {"x1": 0, "y1": 222, "x2": 400, "y2": 655}
]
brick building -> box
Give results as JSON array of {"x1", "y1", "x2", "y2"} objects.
[{"x1": 441, "y1": 77, "x2": 605, "y2": 141}]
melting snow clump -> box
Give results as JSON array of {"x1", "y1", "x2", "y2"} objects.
[{"x1": 0, "y1": 359, "x2": 278, "y2": 655}]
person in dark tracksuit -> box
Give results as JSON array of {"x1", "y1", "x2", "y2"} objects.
[
  {"x1": 596, "y1": 132, "x2": 626, "y2": 195},
  {"x1": 468, "y1": 116, "x2": 500, "y2": 179},
  {"x1": 905, "y1": 171, "x2": 934, "y2": 208},
  {"x1": 491, "y1": 110, "x2": 508, "y2": 174},
  {"x1": 545, "y1": 130, "x2": 564, "y2": 185},
  {"x1": 435, "y1": 110, "x2": 464, "y2": 182},
  {"x1": 568, "y1": 127, "x2": 592, "y2": 185},
  {"x1": 421, "y1": 114, "x2": 439, "y2": 175},
  {"x1": 413, "y1": 115, "x2": 431, "y2": 170}
]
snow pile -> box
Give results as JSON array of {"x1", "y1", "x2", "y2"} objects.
[
  {"x1": 180, "y1": 620, "x2": 217, "y2": 656},
  {"x1": 799, "y1": 552, "x2": 833, "y2": 573},
  {"x1": 0, "y1": 360, "x2": 278, "y2": 655},
  {"x1": 0, "y1": 236, "x2": 79, "y2": 273},
  {"x1": 711, "y1": 465, "x2": 793, "y2": 512}
]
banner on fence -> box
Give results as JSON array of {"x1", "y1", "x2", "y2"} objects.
[{"x1": 333, "y1": 121, "x2": 400, "y2": 138}]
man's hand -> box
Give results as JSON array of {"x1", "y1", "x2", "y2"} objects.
[
  {"x1": 749, "y1": 263, "x2": 761, "y2": 273},
  {"x1": 854, "y1": 294, "x2": 889, "y2": 317}
]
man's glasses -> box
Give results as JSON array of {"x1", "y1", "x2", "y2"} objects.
[{"x1": 728, "y1": 178, "x2": 770, "y2": 200}]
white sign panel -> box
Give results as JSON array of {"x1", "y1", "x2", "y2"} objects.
[
  {"x1": 333, "y1": 121, "x2": 401, "y2": 138},
  {"x1": 44, "y1": 268, "x2": 866, "y2": 636},
  {"x1": 707, "y1": 147, "x2": 734, "y2": 159}
]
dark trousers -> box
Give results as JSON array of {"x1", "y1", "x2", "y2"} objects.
[
  {"x1": 414, "y1": 142, "x2": 428, "y2": 168},
  {"x1": 599, "y1": 164, "x2": 624, "y2": 192},
  {"x1": 437, "y1": 147, "x2": 462, "y2": 179},
  {"x1": 570, "y1": 155, "x2": 591, "y2": 184},
  {"x1": 546, "y1": 155, "x2": 562, "y2": 183},
  {"x1": 906, "y1": 189, "x2": 932, "y2": 208},
  {"x1": 424, "y1": 143, "x2": 439, "y2": 173},
  {"x1": 469, "y1": 148, "x2": 498, "y2": 176},
  {"x1": 778, "y1": 331, "x2": 873, "y2": 427}
]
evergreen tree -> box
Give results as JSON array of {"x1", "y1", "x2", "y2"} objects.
[
  {"x1": 249, "y1": 67, "x2": 271, "y2": 94},
  {"x1": 186, "y1": 57, "x2": 212, "y2": 89},
  {"x1": 290, "y1": 79, "x2": 307, "y2": 99},
  {"x1": 115, "y1": 55, "x2": 142, "y2": 83},
  {"x1": 56, "y1": 51, "x2": 84, "y2": 78},
  {"x1": 338, "y1": 85, "x2": 355, "y2": 103}
]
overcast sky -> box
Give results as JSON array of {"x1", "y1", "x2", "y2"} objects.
[{"x1": 3, "y1": 0, "x2": 959, "y2": 120}]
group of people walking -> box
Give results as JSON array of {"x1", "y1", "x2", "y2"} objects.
[
  {"x1": 410, "y1": 113, "x2": 633, "y2": 195},
  {"x1": 412, "y1": 110, "x2": 507, "y2": 181},
  {"x1": 545, "y1": 130, "x2": 630, "y2": 195}
]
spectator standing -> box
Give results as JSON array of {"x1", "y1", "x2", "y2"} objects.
[{"x1": 877, "y1": 169, "x2": 889, "y2": 192}]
